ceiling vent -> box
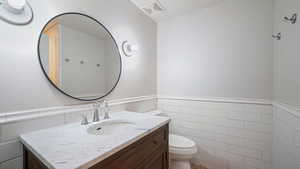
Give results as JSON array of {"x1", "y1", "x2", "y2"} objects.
[{"x1": 130, "y1": 0, "x2": 166, "y2": 16}]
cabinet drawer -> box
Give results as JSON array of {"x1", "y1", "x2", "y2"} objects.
[
  {"x1": 144, "y1": 153, "x2": 164, "y2": 169},
  {"x1": 112, "y1": 128, "x2": 166, "y2": 169},
  {"x1": 90, "y1": 125, "x2": 168, "y2": 169},
  {"x1": 24, "y1": 148, "x2": 48, "y2": 169},
  {"x1": 138, "y1": 144, "x2": 168, "y2": 169}
]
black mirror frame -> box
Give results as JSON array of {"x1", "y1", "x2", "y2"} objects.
[{"x1": 37, "y1": 12, "x2": 122, "y2": 101}]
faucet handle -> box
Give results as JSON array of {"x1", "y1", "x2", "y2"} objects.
[
  {"x1": 81, "y1": 114, "x2": 89, "y2": 125},
  {"x1": 93, "y1": 106, "x2": 100, "y2": 122},
  {"x1": 102, "y1": 100, "x2": 110, "y2": 120},
  {"x1": 93, "y1": 101, "x2": 101, "y2": 109},
  {"x1": 101, "y1": 100, "x2": 108, "y2": 107}
]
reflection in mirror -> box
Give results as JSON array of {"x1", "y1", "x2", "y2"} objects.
[{"x1": 38, "y1": 13, "x2": 122, "y2": 101}]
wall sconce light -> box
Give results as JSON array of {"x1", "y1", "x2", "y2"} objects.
[
  {"x1": 122, "y1": 41, "x2": 139, "y2": 57},
  {"x1": 0, "y1": 0, "x2": 33, "y2": 25}
]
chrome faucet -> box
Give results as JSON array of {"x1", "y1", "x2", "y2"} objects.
[
  {"x1": 92, "y1": 102, "x2": 101, "y2": 122},
  {"x1": 102, "y1": 100, "x2": 110, "y2": 120},
  {"x1": 81, "y1": 114, "x2": 89, "y2": 125}
]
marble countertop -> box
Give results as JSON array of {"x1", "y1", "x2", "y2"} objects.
[{"x1": 20, "y1": 111, "x2": 170, "y2": 169}]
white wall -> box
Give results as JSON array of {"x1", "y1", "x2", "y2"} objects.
[
  {"x1": 0, "y1": 0, "x2": 157, "y2": 113},
  {"x1": 272, "y1": 0, "x2": 300, "y2": 169},
  {"x1": 272, "y1": 105, "x2": 300, "y2": 169},
  {"x1": 157, "y1": 0, "x2": 274, "y2": 169},
  {"x1": 273, "y1": 0, "x2": 300, "y2": 107},
  {"x1": 158, "y1": 0, "x2": 273, "y2": 100}
]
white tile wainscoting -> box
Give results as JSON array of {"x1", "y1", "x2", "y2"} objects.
[
  {"x1": 272, "y1": 103, "x2": 300, "y2": 169},
  {"x1": 0, "y1": 95, "x2": 156, "y2": 169},
  {"x1": 1, "y1": 95, "x2": 300, "y2": 169},
  {"x1": 157, "y1": 96, "x2": 273, "y2": 169}
]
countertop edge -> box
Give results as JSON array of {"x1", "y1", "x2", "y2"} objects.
[
  {"x1": 20, "y1": 118, "x2": 171, "y2": 169},
  {"x1": 20, "y1": 137, "x2": 56, "y2": 169}
]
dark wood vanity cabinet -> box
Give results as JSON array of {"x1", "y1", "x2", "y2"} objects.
[{"x1": 23, "y1": 124, "x2": 169, "y2": 169}]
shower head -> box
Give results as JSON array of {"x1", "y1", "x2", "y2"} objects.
[{"x1": 283, "y1": 13, "x2": 297, "y2": 24}]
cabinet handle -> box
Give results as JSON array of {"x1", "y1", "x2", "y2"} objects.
[{"x1": 152, "y1": 140, "x2": 158, "y2": 145}]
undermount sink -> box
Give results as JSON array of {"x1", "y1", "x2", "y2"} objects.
[{"x1": 86, "y1": 119, "x2": 136, "y2": 135}]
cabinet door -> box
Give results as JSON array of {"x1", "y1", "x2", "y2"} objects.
[
  {"x1": 90, "y1": 126, "x2": 168, "y2": 169},
  {"x1": 24, "y1": 148, "x2": 48, "y2": 169},
  {"x1": 144, "y1": 152, "x2": 168, "y2": 169}
]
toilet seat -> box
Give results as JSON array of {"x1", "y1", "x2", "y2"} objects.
[{"x1": 169, "y1": 134, "x2": 197, "y2": 155}]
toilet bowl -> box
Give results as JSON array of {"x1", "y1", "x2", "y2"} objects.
[
  {"x1": 146, "y1": 110, "x2": 197, "y2": 169},
  {"x1": 169, "y1": 134, "x2": 197, "y2": 169}
]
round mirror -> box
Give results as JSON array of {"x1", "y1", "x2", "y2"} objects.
[{"x1": 38, "y1": 13, "x2": 122, "y2": 101}]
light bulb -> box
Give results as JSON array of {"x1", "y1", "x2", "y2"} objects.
[{"x1": 8, "y1": 0, "x2": 26, "y2": 10}]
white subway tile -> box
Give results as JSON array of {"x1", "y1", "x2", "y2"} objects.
[
  {"x1": 181, "y1": 107, "x2": 210, "y2": 117},
  {"x1": 273, "y1": 106, "x2": 300, "y2": 169},
  {"x1": 245, "y1": 158, "x2": 272, "y2": 169},
  {"x1": 292, "y1": 147, "x2": 300, "y2": 165},
  {"x1": 0, "y1": 115, "x2": 64, "y2": 142},
  {"x1": 273, "y1": 145, "x2": 293, "y2": 169},
  {"x1": 273, "y1": 118, "x2": 293, "y2": 145},
  {"x1": 215, "y1": 118, "x2": 244, "y2": 128},
  {"x1": 174, "y1": 120, "x2": 217, "y2": 133},
  {"x1": 261, "y1": 113, "x2": 273, "y2": 124},
  {"x1": 262, "y1": 151, "x2": 271, "y2": 162},
  {"x1": 196, "y1": 143, "x2": 216, "y2": 157},
  {"x1": 0, "y1": 157, "x2": 22, "y2": 169},
  {"x1": 214, "y1": 126, "x2": 242, "y2": 137},
  {"x1": 214, "y1": 126, "x2": 271, "y2": 143},
  {"x1": 162, "y1": 104, "x2": 182, "y2": 113},
  {"x1": 172, "y1": 125, "x2": 216, "y2": 140},
  {"x1": 64, "y1": 111, "x2": 92, "y2": 124},
  {"x1": 244, "y1": 122, "x2": 272, "y2": 133},
  {"x1": 158, "y1": 99, "x2": 273, "y2": 169},
  {"x1": 242, "y1": 139, "x2": 271, "y2": 152},
  {"x1": 216, "y1": 151, "x2": 245, "y2": 169},
  {"x1": 275, "y1": 107, "x2": 300, "y2": 130},
  {"x1": 124, "y1": 100, "x2": 157, "y2": 112},
  {"x1": 215, "y1": 134, "x2": 243, "y2": 146},
  {"x1": 294, "y1": 130, "x2": 300, "y2": 148},
  {"x1": 193, "y1": 150, "x2": 228, "y2": 169},
  {"x1": 0, "y1": 141, "x2": 22, "y2": 163},
  {"x1": 245, "y1": 105, "x2": 272, "y2": 114},
  {"x1": 227, "y1": 145, "x2": 262, "y2": 160},
  {"x1": 240, "y1": 129, "x2": 272, "y2": 142},
  {"x1": 229, "y1": 111, "x2": 261, "y2": 122},
  {"x1": 214, "y1": 141, "x2": 229, "y2": 152}
]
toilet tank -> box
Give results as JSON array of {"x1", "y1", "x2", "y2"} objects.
[{"x1": 146, "y1": 110, "x2": 168, "y2": 117}]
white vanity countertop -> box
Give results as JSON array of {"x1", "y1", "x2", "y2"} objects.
[{"x1": 20, "y1": 111, "x2": 170, "y2": 169}]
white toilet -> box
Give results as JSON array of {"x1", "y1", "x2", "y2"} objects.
[
  {"x1": 169, "y1": 134, "x2": 197, "y2": 169},
  {"x1": 147, "y1": 110, "x2": 197, "y2": 169}
]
